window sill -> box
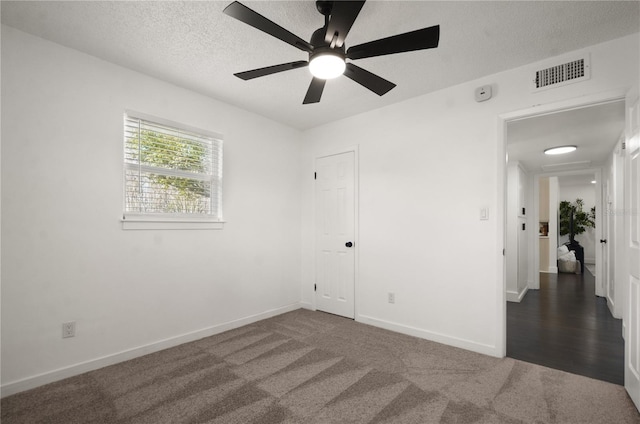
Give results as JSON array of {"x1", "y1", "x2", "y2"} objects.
[{"x1": 121, "y1": 217, "x2": 225, "y2": 230}]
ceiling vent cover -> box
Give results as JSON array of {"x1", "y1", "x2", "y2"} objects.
[
  {"x1": 541, "y1": 161, "x2": 592, "y2": 172},
  {"x1": 532, "y1": 54, "x2": 590, "y2": 92}
]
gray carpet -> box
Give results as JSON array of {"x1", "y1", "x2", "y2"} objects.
[{"x1": 2, "y1": 309, "x2": 639, "y2": 423}]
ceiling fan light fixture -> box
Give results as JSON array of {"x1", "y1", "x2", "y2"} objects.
[
  {"x1": 223, "y1": 1, "x2": 440, "y2": 104},
  {"x1": 309, "y1": 52, "x2": 345, "y2": 79},
  {"x1": 544, "y1": 145, "x2": 577, "y2": 155}
]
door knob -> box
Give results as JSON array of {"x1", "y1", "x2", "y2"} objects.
[
  {"x1": 345, "y1": 241, "x2": 353, "y2": 248},
  {"x1": 600, "y1": 239, "x2": 607, "y2": 244}
]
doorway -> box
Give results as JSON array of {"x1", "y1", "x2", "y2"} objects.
[
  {"x1": 537, "y1": 172, "x2": 599, "y2": 286},
  {"x1": 502, "y1": 97, "x2": 626, "y2": 383}
]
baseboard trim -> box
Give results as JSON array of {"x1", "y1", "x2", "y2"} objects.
[
  {"x1": 299, "y1": 301, "x2": 315, "y2": 311},
  {"x1": 1, "y1": 302, "x2": 301, "y2": 398},
  {"x1": 607, "y1": 296, "x2": 622, "y2": 319},
  {"x1": 506, "y1": 290, "x2": 519, "y2": 302},
  {"x1": 518, "y1": 286, "x2": 529, "y2": 302},
  {"x1": 357, "y1": 314, "x2": 499, "y2": 358},
  {"x1": 506, "y1": 286, "x2": 528, "y2": 303}
]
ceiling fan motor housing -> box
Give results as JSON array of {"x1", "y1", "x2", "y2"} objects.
[
  {"x1": 310, "y1": 27, "x2": 345, "y2": 59},
  {"x1": 316, "y1": 1, "x2": 333, "y2": 17}
]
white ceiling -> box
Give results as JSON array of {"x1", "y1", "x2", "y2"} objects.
[
  {"x1": 506, "y1": 100, "x2": 625, "y2": 173},
  {"x1": 1, "y1": 1, "x2": 639, "y2": 130},
  {"x1": 557, "y1": 173, "x2": 597, "y2": 187}
]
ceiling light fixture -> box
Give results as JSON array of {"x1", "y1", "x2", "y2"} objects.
[
  {"x1": 544, "y1": 145, "x2": 577, "y2": 155},
  {"x1": 224, "y1": 1, "x2": 440, "y2": 104},
  {"x1": 309, "y1": 49, "x2": 346, "y2": 80},
  {"x1": 591, "y1": 180, "x2": 597, "y2": 184}
]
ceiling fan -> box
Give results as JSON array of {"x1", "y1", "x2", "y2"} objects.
[{"x1": 223, "y1": 0, "x2": 440, "y2": 104}]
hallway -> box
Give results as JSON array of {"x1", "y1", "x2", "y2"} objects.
[{"x1": 507, "y1": 270, "x2": 624, "y2": 385}]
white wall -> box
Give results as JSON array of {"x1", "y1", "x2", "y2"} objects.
[
  {"x1": 1, "y1": 26, "x2": 303, "y2": 394},
  {"x1": 548, "y1": 177, "x2": 560, "y2": 273},
  {"x1": 559, "y1": 183, "x2": 597, "y2": 263},
  {"x1": 539, "y1": 177, "x2": 550, "y2": 272},
  {"x1": 300, "y1": 32, "x2": 639, "y2": 357},
  {"x1": 506, "y1": 162, "x2": 529, "y2": 302},
  {"x1": 2, "y1": 23, "x2": 639, "y2": 395},
  {"x1": 506, "y1": 163, "x2": 520, "y2": 296}
]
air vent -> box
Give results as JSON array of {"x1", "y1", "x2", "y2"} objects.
[
  {"x1": 541, "y1": 161, "x2": 591, "y2": 172},
  {"x1": 532, "y1": 54, "x2": 590, "y2": 92}
]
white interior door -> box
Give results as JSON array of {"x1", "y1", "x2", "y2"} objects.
[
  {"x1": 315, "y1": 151, "x2": 355, "y2": 319},
  {"x1": 624, "y1": 95, "x2": 640, "y2": 410}
]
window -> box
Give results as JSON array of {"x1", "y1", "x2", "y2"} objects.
[{"x1": 123, "y1": 112, "x2": 223, "y2": 229}]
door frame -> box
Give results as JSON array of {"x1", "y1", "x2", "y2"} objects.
[
  {"x1": 497, "y1": 89, "x2": 627, "y2": 356},
  {"x1": 623, "y1": 91, "x2": 640, "y2": 409},
  {"x1": 312, "y1": 145, "x2": 360, "y2": 319},
  {"x1": 610, "y1": 134, "x2": 626, "y2": 319},
  {"x1": 530, "y1": 168, "x2": 604, "y2": 293}
]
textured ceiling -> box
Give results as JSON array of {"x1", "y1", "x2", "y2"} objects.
[
  {"x1": 507, "y1": 100, "x2": 625, "y2": 173},
  {"x1": 1, "y1": 1, "x2": 639, "y2": 130}
]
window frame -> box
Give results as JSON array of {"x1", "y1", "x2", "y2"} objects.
[{"x1": 122, "y1": 111, "x2": 224, "y2": 230}]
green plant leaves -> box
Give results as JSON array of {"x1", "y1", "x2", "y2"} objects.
[{"x1": 559, "y1": 198, "x2": 595, "y2": 237}]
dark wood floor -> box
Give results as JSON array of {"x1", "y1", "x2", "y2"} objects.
[{"x1": 507, "y1": 269, "x2": 624, "y2": 385}]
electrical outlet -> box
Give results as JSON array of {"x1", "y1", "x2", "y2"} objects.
[
  {"x1": 388, "y1": 293, "x2": 395, "y2": 304},
  {"x1": 62, "y1": 321, "x2": 76, "y2": 338}
]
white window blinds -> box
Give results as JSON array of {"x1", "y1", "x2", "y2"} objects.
[{"x1": 123, "y1": 114, "x2": 222, "y2": 221}]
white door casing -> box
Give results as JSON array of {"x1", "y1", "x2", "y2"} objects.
[
  {"x1": 624, "y1": 94, "x2": 640, "y2": 410},
  {"x1": 605, "y1": 179, "x2": 612, "y2": 304},
  {"x1": 611, "y1": 136, "x2": 626, "y2": 319},
  {"x1": 595, "y1": 171, "x2": 605, "y2": 298},
  {"x1": 499, "y1": 89, "x2": 629, "y2": 359},
  {"x1": 315, "y1": 151, "x2": 356, "y2": 319}
]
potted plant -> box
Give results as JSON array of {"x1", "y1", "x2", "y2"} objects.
[
  {"x1": 558, "y1": 198, "x2": 595, "y2": 274},
  {"x1": 559, "y1": 198, "x2": 595, "y2": 243}
]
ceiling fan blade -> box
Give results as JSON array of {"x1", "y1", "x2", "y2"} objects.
[
  {"x1": 347, "y1": 25, "x2": 440, "y2": 60},
  {"x1": 343, "y1": 63, "x2": 396, "y2": 96},
  {"x1": 224, "y1": 1, "x2": 313, "y2": 52},
  {"x1": 303, "y1": 78, "x2": 326, "y2": 104},
  {"x1": 234, "y1": 61, "x2": 309, "y2": 80},
  {"x1": 324, "y1": 1, "x2": 366, "y2": 48}
]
